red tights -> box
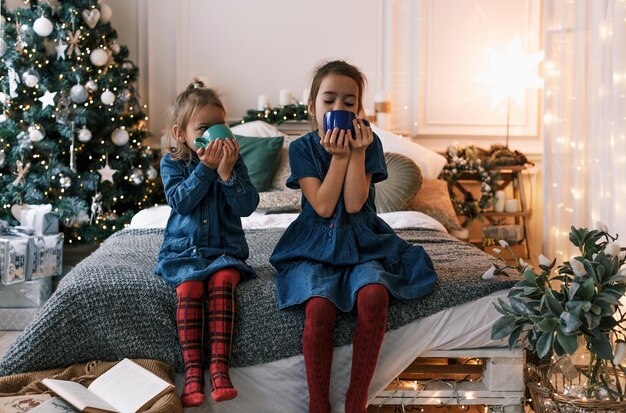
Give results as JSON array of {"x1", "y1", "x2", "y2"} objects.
[
  {"x1": 303, "y1": 284, "x2": 389, "y2": 413},
  {"x1": 175, "y1": 268, "x2": 240, "y2": 407}
]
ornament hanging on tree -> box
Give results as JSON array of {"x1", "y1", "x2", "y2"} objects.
[
  {"x1": 67, "y1": 28, "x2": 81, "y2": 57},
  {"x1": 0, "y1": 151, "x2": 5, "y2": 167},
  {"x1": 99, "y1": 2, "x2": 113, "y2": 23},
  {"x1": 101, "y1": 89, "x2": 115, "y2": 105},
  {"x1": 70, "y1": 83, "x2": 88, "y2": 104},
  {"x1": 98, "y1": 154, "x2": 118, "y2": 183},
  {"x1": 129, "y1": 167, "x2": 144, "y2": 185},
  {"x1": 119, "y1": 89, "x2": 131, "y2": 102},
  {"x1": 82, "y1": 9, "x2": 100, "y2": 29},
  {"x1": 0, "y1": 38, "x2": 7, "y2": 57},
  {"x1": 38, "y1": 90, "x2": 57, "y2": 108},
  {"x1": 12, "y1": 160, "x2": 31, "y2": 186},
  {"x1": 58, "y1": 173, "x2": 72, "y2": 188},
  {"x1": 90, "y1": 48, "x2": 108, "y2": 66},
  {"x1": 15, "y1": 21, "x2": 26, "y2": 53},
  {"x1": 86, "y1": 79, "x2": 98, "y2": 92},
  {"x1": 90, "y1": 192, "x2": 103, "y2": 224},
  {"x1": 22, "y1": 69, "x2": 39, "y2": 87},
  {"x1": 28, "y1": 124, "x2": 46, "y2": 142},
  {"x1": 0, "y1": 113, "x2": 7, "y2": 123},
  {"x1": 110, "y1": 41, "x2": 120, "y2": 55},
  {"x1": 55, "y1": 39, "x2": 68, "y2": 60},
  {"x1": 78, "y1": 126, "x2": 92, "y2": 142},
  {"x1": 146, "y1": 165, "x2": 158, "y2": 181},
  {"x1": 8, "y1": 68, "x2": 19, "y2": 98},
  {"x1": 111, "y1": 127, "x2": 129, "y2": 146},
  {"x1": 33, "y1": 15, "x2": 53, "y2": 37}
]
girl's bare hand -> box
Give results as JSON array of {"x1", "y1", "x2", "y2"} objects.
[
  {"x1": 198, "y1": 140, "x2": 223, "y2": 170},
  {"x1": 349, "y1": 118, "x2": 373, "y2": 153},
  {"x1": 217, "y1": 138, "x2": 239, "y2": 181},
  {"x1": 320, "y1": 128, "x2": 350, "y2": 159}
]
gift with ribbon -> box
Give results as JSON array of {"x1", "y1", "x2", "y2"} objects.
[
  {"x1": 18, "y1": 204, "x2": 59, "y2": 235},
  {"x1": 0, "y1": 219, "x2": 34, "y2": 285}
]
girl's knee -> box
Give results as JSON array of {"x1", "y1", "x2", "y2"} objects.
[
  {"x1": 306, "y1": 297, "x2": 337, "y2": 327},
  {"x1": 357, "y1": 284, "x2": 389, "y2": 313},
  {"x1": 208, "y1": 268, "x2": 241, "y2": 287}
]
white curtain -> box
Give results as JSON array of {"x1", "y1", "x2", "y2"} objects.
[{"x1": 543, "y1": 0, "x2": 626, "y2": 261}]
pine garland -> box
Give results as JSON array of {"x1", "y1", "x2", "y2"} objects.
[{"x1": 238, "y1": 103, "x2": 309, "y2": 126}]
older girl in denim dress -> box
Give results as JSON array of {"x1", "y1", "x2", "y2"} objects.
[
  {"x1": 270, "y1": 61, "x2": 437, "y2": 413},
  {"x1": 155, "y1": 79, "x2": 259, "y2": 407}
]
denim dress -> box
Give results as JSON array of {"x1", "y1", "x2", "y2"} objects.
[
  {"x1": 155, "y1": 153, "x2": 259, "y2": 287},
  {"x1": 269, "y1": 131, "x2": 437, "y2": 312}
]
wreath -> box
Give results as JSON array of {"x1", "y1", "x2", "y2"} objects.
[{"x1": 441, "y1": 145, "x2": 499, "y2": 223}]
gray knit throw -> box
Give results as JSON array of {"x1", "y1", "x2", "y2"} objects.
[{"x1": 0, "y1": 227, "x2": 516, "y2": 375}]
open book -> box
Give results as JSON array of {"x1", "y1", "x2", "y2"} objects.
[{"x1": 42, "y1": 359, "x2": 174, "y2": 413}]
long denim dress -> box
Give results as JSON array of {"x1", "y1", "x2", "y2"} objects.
[
  {"x1": 155, "y1": 153, "x2": 259, "y2": 286},
  {"x1": 270, "y1": 132, "x2": 437, "y2": 312}
]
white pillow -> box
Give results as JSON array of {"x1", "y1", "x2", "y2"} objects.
[
  {"x1": 371, "y1": 125, "x2": 446, "y2": 179},
  {"x1": 230, "y1": 121, "x2": 283, "y2": 137}
]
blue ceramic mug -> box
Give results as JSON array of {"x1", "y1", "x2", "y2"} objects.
[
  {"x1": 322, "y1": 110, "x2": 370, "y2": 136},
  {"x1": 194, "y1": 124, "x2": 235, "y2": 149}
]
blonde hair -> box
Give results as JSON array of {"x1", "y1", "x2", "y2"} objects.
[{"x1": 164, "y1": 78, "x2": 226, "y2": 162}]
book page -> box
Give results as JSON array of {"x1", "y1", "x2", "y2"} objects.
[
  {"x1": 87, "y1": 359, "x2": 174, "y2": 413},
  {"x1": 42, "y1": 379, "x2": 118, "y2": 412},
  {"x1": 29, "y1": 397, "x2": 79, "y2": 412}
]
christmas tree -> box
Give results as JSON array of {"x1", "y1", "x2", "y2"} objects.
[{"x1": 0, "y1": 0, "x2": 163, "y2": 244}]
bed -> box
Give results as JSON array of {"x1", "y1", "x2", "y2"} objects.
[{"x1": 0, "y1": 122, "x2": 525, "y2": 412}]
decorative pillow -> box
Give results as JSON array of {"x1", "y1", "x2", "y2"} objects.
[
  {"x1": 257, "y1": 190, "x2": 302, "y2": 214},
  {"x1": 372, "y1": 125, "x2": 447, "y2": 179},
  {"x1": 406, "y1": 178, "x2": 463, "y2": 232},
  {"x1": 270, "y1": 135, "x2": 298, "y2": 190},
  {"x1": 375, "y1": 153, "x2": 423, "y2": 213},
  {"x1": 236, "y1": 135, "x2": 284, "y2": 192},
  {"x1": 230, "y1": 121, "x2": 282, "y2": 138}
]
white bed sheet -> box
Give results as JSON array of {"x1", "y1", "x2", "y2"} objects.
[
  {"x1": 182, "y1": 289, "x2": 507, "y2": 413},
  {"x1": 129, "y1": 205, "x2": 448, "y2": 233}
]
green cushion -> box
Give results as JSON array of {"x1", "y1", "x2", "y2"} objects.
[
  {"x1": 236, "y1": 134, "x2": 284, "y2": 192},
  {"x1": 375, "y1": 152, "x2": 423, "y2": 213}
]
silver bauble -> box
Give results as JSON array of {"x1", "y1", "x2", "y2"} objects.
[
  {"x1": 110, "y1": 42, "x2": 120, "y2": 55},
  {"x1": 122, "y1": 62, "x2": 134, "y2": 70},
  {"x1": 33, "y1": 16, "x2": 53, "y2": 37},
  {"x1": 22, "y1": 70, "x2": 40, "y2": 87},
  {"x1": 90, "y1": 48, "x2": 108, "y2": 66},
  {"x1": 146, "y1": 166, "x2": 158, "y2": 180},
  {"x1": 28, "y1": 124, "x2": 45, "y2": 142},
  {"x1": 0, "y1": 113, "x2": 7, "y2": 123},
  {"x1": 70, "y1": 84, "x2": 88, "y2": 104},
  {"x1": 99, "y1": 3, "x2": 113, "y2": 23},
  {"x1": 0, "y1": 92, "x2": 5, "y2": 104},
  {"x1": 119, "y1": 89, "x2": 131, "y2": 101},
  {"x1": 0, "y1": 151, "x2": 5, "y2": 167},
  {"x1": 0, "y1": 38, "x2": 7, "y2": 57},
  {"x1": 59, "y1": 174, "x2": 72, "y2": 188},
  {"x1": 101, "y1": 89, "x2": 115, "y2": 105},
  {"x1": 130, "y1": 168, "x2": 144, "y2": 185},
  {"x1": 78, "y1": 126, "x2": 92, "y2": 142},
  {"x1": 86, "y1": 79, "x2": 98, "y2": 92},
  {"x1": 111, "y1": 128, "x2": 129, "y2": 146}
]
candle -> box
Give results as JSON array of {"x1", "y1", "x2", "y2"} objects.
[
  {"x1": 504, "y1": 198, "x2": 520, "y2": 213},
  {"x1": 494, "y1": 190, "x2": 505, "y2": 212},
  {"x1": 279, "y1": 89, "x2": 292, "y2": 106},
  {"x1": 257, "y1": 95, "x2": 270, "y2": 111},
  {"x1": 302, "y1": 88, "x2": 310, "y2": 104}
]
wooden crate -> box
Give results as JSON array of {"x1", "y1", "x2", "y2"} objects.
[{"x1": 371, "y1": 348, "x2": 525, "y2": 413}]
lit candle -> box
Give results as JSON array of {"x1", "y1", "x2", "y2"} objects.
[
  {"x1": 257, "y1": 95, "x2": 270, "y2": 111},
  {"x1": 279, "y1": 89, "x2": 292, "y2": 106}
]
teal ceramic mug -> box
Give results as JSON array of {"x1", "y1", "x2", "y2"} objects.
[{"x1": 194, "y1": 124, "x2": 235, "y2": 149}]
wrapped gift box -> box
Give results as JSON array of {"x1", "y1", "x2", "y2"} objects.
[
  {"x1": 0, "y1": 278, "x2": 52, "y2": 308},
  {"x1": 482, "y1": 224, "x2": 524, "y2": 244},
  {"x1": 31, "y1": 233, "x2": 64, "y2": 279},
  {"x1": 18, "y1": 204, "x2": 60, "y2": 235},
  {"x1": 0, "y1": 235, "x2": 32, "y2": 285}
]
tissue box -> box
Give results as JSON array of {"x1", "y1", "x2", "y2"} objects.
[
  {"x1": 482, "y1": 224, "x2": 524, "y2": 243},
  {"x1": 0, "y1": 278, "x2": 52, "y2": 307},
  {"x1": 0, "y1": 235, "x2": 32, "y2": 285},
  {"x1": 30, "y1": 233, "x2": 64, "y2": 279}
]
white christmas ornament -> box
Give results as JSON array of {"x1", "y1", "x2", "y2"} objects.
[
  {"x1": 55, "y1": 41, "x2": 68, "y2": 60},
  {"x1": 82, "y1": 9, "x2": 101, "y2": 29},
  {"x1": 111, "y1": 128, "x2": 129, "y2": 146},
  {"x1": 70, "y1": 84, "x2": 88, "y2": 104},
  {"x1": 146, "y1": 165, "x2": 158, "y2": 180},
  {"x1": 98, "y1": 159, "x2": 118, "y2": 183},
  {"x1": 0, "y1": 92, "x2": 6, "y2": 104},
  {"x1": 110, "y1": 42, "x2": 120, "y2": 55},
  {"x1": 86, "y1": 79, "x2": 98, "y2": 92},
  {"x1": 99, "y1": 3, "x2": 113, "y2": 23},
  {"x1": 0, "y1": 38, "x2": 7, "y2": 57},
  {"x1": 78, "y1": 126, "x2": 92, "y2": 142},
  {"x1": 90, "y1": 48, "x2": 108, "y2": 66},
  {"x1": 130, "y1": 168, "x2": 144, "y2": 185},
  {"x1": 38, "y1": 90, "x2": 57, "y2": 108},
  {"x1": 101, "y1": 89, "x2": 115, "y2": 105},
  {"x1": 28, "y1": 124, "x2": 46, "y2": 142},
  {"x1": 0, "y1": 113, "x2": 7, "y2": 123},
  {"x1": 59, "y1": 174, "x2": 72, "y2": 188},
  {"x1": 22, "y1": 70, "x2": 39, "y2": 87},
  {"x1": 33, "y1": 16, "x2": 53, "y2": 37}
]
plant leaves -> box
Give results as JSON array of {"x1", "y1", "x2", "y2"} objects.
[
  {"x1": 543, "y1": 289, "x2": 564, "y2": 316},
  {"x1": 537, "y1": 317, "x2": 558, "y2": 333},
  {"x1": 510, "y1": 297, "x2": 536, "y2": 316},
  {"x1": 556, "y1": 327, "x2": 579, "y2": 355},
  {"x1": 536, "y1": 331, "x2": 554, "y2": 359},
  {"x1": 560, "y1": 312, "x2": 583, "y2": 334},
  {"x1": 491, "y1": 316, "x2": 517, "y2": 339},
  {"x1": 589, "y1": 330, "x2": 613, "y2": 360},
  {"x1": 508, "y1": 325, "x2": 524, "y2": 350},
  {"x1": 578, "y1": 277, "x2": 596, "y2": 301}
]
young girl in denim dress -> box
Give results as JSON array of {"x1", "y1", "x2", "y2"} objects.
[
  {"x1": 270, "y1": 61, "x2": 437, "y2": 413},
  {"x1": 155, "y1": 79, "x2": 259, "y2": 407}
]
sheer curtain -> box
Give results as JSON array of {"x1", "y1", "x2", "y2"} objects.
[{"x1": 543, "y1": 0, "x2": 626, "y2": 261}]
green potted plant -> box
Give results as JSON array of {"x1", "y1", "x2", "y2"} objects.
[{"x1": 489, "y1": 224, "x2": 626, "y2": 401}]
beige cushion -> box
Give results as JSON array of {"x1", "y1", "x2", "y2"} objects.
[
  {"x1": 270, "y1": 135, "x2": 298, "y2": 190},
  {"x1": 375, "y1": 153, "x2": 423, "y2": 213},
  {"x1": 406, "y1": 178, "x2": 463, "y2": 232}
]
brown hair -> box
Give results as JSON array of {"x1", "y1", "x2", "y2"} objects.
[
  {"x1": 164, "y1": 78, "x2": 226, "y2": 162},
  {"x1": 308, "y1": 60, "x2": 367, "y2": 125}
]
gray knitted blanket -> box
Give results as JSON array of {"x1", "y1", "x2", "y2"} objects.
[{"x1": 0, "y1": 227, "x2": 516, "y2": 376}]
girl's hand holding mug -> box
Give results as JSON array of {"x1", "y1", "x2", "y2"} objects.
[
  {"x1": 217, "y1": 138, "x2": 239, "y2": 181},
  {"x1": 349, "y1": 118, "x2": 373, "y2": 152},
  {"x1": 321, "y1": 128, "x2": 350, "y2": 159},
  {"x1": 198, "y1": 139, "x2": 223, "y2": 170}
]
